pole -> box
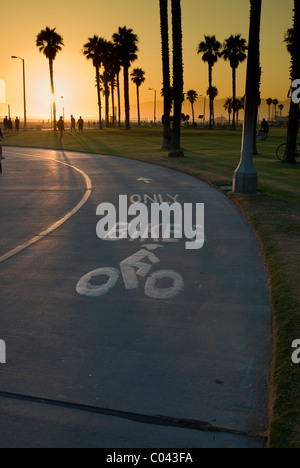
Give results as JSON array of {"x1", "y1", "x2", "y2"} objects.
[
  {"x1": 11, "y1": 56, "x2": 27, "y2": 131},
  {"x1": 154, "y1": 89, "x2": 157, "y2": 125}
]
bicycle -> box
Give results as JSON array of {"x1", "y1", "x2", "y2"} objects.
[
  {"x1": 76, "y1": 244, "x2": 184, "y2": 300},
  {"x1": 276, "y1": 142, "x2": 300, "y2": 162}
]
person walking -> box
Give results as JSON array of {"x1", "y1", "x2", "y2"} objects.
[
  {"x1": 15, "y1": 117, "x2": 20, "y2": 134},
  {"x1": 78, "y1": 116, "x2": 84, "y2": 134},
  {"x1": 57, "y1": 116, "x2": 65, "y2": 141},
  {"x1": 70, "y1": 115, "x2": 76, "y2": 134},
  {"x1": 260, "y1": 118, "x2": 269, "y2": 140}
]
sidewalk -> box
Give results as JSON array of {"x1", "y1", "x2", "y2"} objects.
[{"x1": 0, "y1": 147, "x2": 272, "y2": 448}]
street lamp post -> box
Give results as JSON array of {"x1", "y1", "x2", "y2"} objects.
[
  {"x1": 11, "y1": 56, "x2": 27, "y2": 131},
  {"x1": 149, "y1": 88, "x2": 157, "y2": 125}
]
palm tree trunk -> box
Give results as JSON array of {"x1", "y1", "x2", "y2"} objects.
[
  {"x1": 117, "y1": 72, "x2": 121, "y2": 127},
  {"x1": 169, "y1": 0, "x2": 184, "y2": 157},
  {"x1": 96, "y1": 67, "x2": 102, "y2": 130},
  {"x1": 160, "y1": 0, "x2": 172, "y2": 149},
  {"x1": 123, "y1": 66, "x2": 130, "y2": 130},
  {"x1": 284, "y1": 0, "x2": 300, "y2": 164},
  {"x1": 232, "y1": 67, "x2": 236, "y2": 130},
  {"x1": 111, "y1": 81, "x2": 115, "y2": 127},
  {"x1": 233, "y1": 0, "x2": 261, "y2": 194},
  {"x1": 208, "y1": 65, "x2": 213, "y2": 129},
  {"x1": 105, "y1": 80, "x2": 110, "y2": 128},
  {"x1": 49, "y1": 59, "x2": 56, "y2": 131},
  {"x1": 191, "y1": 102, "x2": 195, "y2": 125},
  {"x1": 136, "y1": 85, "x2": 141, "y2": 126}
]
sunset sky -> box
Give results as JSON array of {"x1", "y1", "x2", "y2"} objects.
[{"x1": 0, "y1": 0, "x2": 294, "y2": 121}]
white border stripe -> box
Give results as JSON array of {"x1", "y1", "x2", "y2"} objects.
[{"x1": 0, "y1": 154, "x2": 92, "y2": 264}]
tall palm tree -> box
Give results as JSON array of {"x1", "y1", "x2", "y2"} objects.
[
  {"x1": 109, "y1": 44, "x2": 121, "y2": 127},
  {"x1": 36, "y1": 27, "x2": 64, "y2": 131},
  {"x1": 284, "y1": 1, "x2": 300, "y2": 164},
  {"x1": 222, "y1": 34, "x2": 248, "y2": 130},
  {"x1": 224, "y1": 98, "x2": 233, "y2": 124},
  {"x1": 159, "y1": 0, "x2": 172, "y2": 149},
  {"x1": 113, "y1": 27, "x2": 139, "y2": 130},
  {"x1": 206, "y1": 86, "x2": 218, "y2": 124},
  {"x1": 197, "y1": 35, "x2": 222, "y2": 129},
  {"x1": 233, "y1": 0, "x2": 261, "y2": 194},
  {"x1": 131, "y1": 68, "x2": 146, "y2": 126},
  {"x1": 83, "y1": 35, "x2": 104, "y2": 129},
  {"x1": 266, "y1": 98, "x2": 273, "y2": 121},
  {"x1": 273, "y1": 98, "x2": 279, "y2": 120},
  {"x1": 100, "y1": 40, "x2": 114, "y2": 128},
  {"x1": 169, "y1": 0, "x2": 184, "y2": 157},
  {"x1": 186, "y1": 90, "x2": 198, "y2": 125}
]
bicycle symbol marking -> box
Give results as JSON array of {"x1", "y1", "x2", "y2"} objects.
[{"x1": 76, "y1": 244, "x2": 184, "y2": 300}]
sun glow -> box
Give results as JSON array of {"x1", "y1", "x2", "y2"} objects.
[{"x1": 31, "y1": 73, "x2": 74, "y2": 119}]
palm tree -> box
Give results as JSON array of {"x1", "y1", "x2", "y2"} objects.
[
  {"x1": 222, "y1": 34, "x2": 248, "y2": 130},
  {"x1": 284, "y1": 1, "x2": 300, "y2": 164},
  {"x1": 266, "y1": 98, "x2": 273, "y2": 121},
  {"x1": 206, "y1": 86, "x2": 218, "y2": 124},
  {"x1": 160, "y1": 0, "x2": 172, "y2": 148},
  {"x1": 101, "y1": 40, "x2": 116, "y2": 128},
  {"x1": 279, "y1": 103, "x2": 284, "y2": 117},
  {"x1": 169, "y1": 0, "x2": 184, "y2": 157},
  {"x1": 83, "y1": 35, "x2": 104, "y2": 129},
  {"x1": 273, "y1": 98, "x2": 279, "y2": 120},
  {"x1": 186, "y1": 90, "x2": 198, "y2": 125},
  {"x1": 109, "y1": 44, "x2": 122, "y2": 127},
  {"x1": 197, "y1": 35, "x2": 222, "y2": 129},
  {"x1": 131, "y1": 68, "x2": 146, "y2": 126},
  {"x1": 233, "y1": 0, "x2": 261, "y2": 194},
  {"x1": 113, "y1": 27, "x2": 139, "y2": 130},
  {"x1": 224, "y1": 98, "x2": 233, "y2": 124},
  {"x1": 36, "y1": 27, "x2": 64, "y2": 131}
]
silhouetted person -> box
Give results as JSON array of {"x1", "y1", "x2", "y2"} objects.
[
  {"x1": 8, "y1": 118, "x2": 13, "y2": 133},
  {"x1": 3, "y1": 117, "x2": 8, "y2": 133},
  {"x1": 78, "y1": 116, "x2": 84, "y2": 134},
  {"x1": 261, "y1": 118, "x2": 269, "y2": 139},
  {"x1": 15, "y1": 117, "x2": 20, "y2": 134},
  {"x1": 70, "y1": 115, "x2": 76, "y2": 134},
  {"x1": 57, "y1": 116, "x2": 65, "y2": 141}
]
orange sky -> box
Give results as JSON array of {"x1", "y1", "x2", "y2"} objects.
[{"x1": 0, "y1": 0, "x2": 295, "y2": 121}]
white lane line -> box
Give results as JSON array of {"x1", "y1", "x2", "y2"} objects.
[{"x1": 0, "y1": 152, "x2": 92, "y2": 264}]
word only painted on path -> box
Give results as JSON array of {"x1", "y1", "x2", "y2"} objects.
[{"x1": 96, "y1": 195, "x2": 205, "y2": 251}]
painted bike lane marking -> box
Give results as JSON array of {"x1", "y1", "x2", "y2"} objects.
[{"x1": 0, "y1": 150, "x2": 92, "y2": 264}]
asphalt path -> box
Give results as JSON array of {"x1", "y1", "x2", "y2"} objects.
[{"x1": 0, "y1": 147, "x2": 272, "y2": 448}]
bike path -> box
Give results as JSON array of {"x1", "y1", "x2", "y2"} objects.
[{"x1": 0, "y1": 147, "x2": 272, "y2": 448}]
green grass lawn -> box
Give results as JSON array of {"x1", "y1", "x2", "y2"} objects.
[{"x1": 3, "y1": 126, "x2": 300, "y2": 448}]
